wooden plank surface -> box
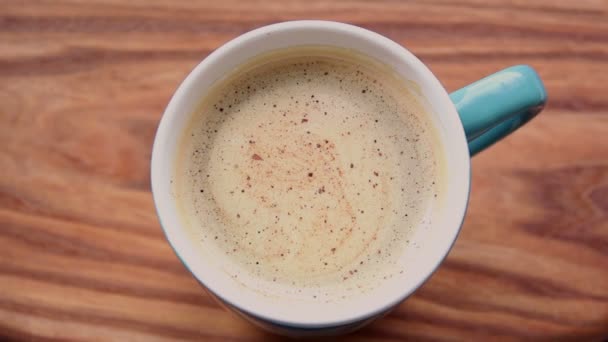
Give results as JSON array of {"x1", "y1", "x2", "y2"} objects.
[{"x1": 1, "y1": 0, "x2": 607, "y2": 340}]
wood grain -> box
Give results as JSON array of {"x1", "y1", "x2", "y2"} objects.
[{"x1": 1, "y1": 0, "x2": 607, "y2": 340}]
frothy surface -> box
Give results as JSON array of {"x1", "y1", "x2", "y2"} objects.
[{"x1": 174, "y1": 47, "x2": 443, "y2": 299}]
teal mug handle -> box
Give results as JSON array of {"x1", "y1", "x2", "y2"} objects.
[{"x1": 449, "y1": 65, "x2": 547, "y2": 155}]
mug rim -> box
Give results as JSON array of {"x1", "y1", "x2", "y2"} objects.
[{"x1": 151, "y1": 20, "x2": 471, "y2": 328}]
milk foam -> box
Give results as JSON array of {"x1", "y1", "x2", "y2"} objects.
[{"x1": 174, "y1": 47, "x2": 443, "y2": 299}]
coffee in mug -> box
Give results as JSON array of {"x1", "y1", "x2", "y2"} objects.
[{"x1": 172, "y1": 46, "x2": 445, "y2": 301}]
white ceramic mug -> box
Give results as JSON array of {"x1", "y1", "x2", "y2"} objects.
[{"x1": 151, "y1": 20, "x2": 546, "y2": 336}]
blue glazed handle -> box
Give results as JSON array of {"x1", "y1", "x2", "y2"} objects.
[{"x1": 449, "y1": 65, "x2": 547, "y2": 156}]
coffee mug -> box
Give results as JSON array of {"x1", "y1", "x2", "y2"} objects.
[{"x1": 151, "y1": 20, "x2": 546, "y2": 336}]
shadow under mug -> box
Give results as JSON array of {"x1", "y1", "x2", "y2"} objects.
[{"x1": 151, "y1": 20, "x2": 547, "y2": 336}]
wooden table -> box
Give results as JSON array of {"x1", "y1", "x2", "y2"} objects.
[{"x1": 1, "y1": 0, "x2": 607, "y2": 340}]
